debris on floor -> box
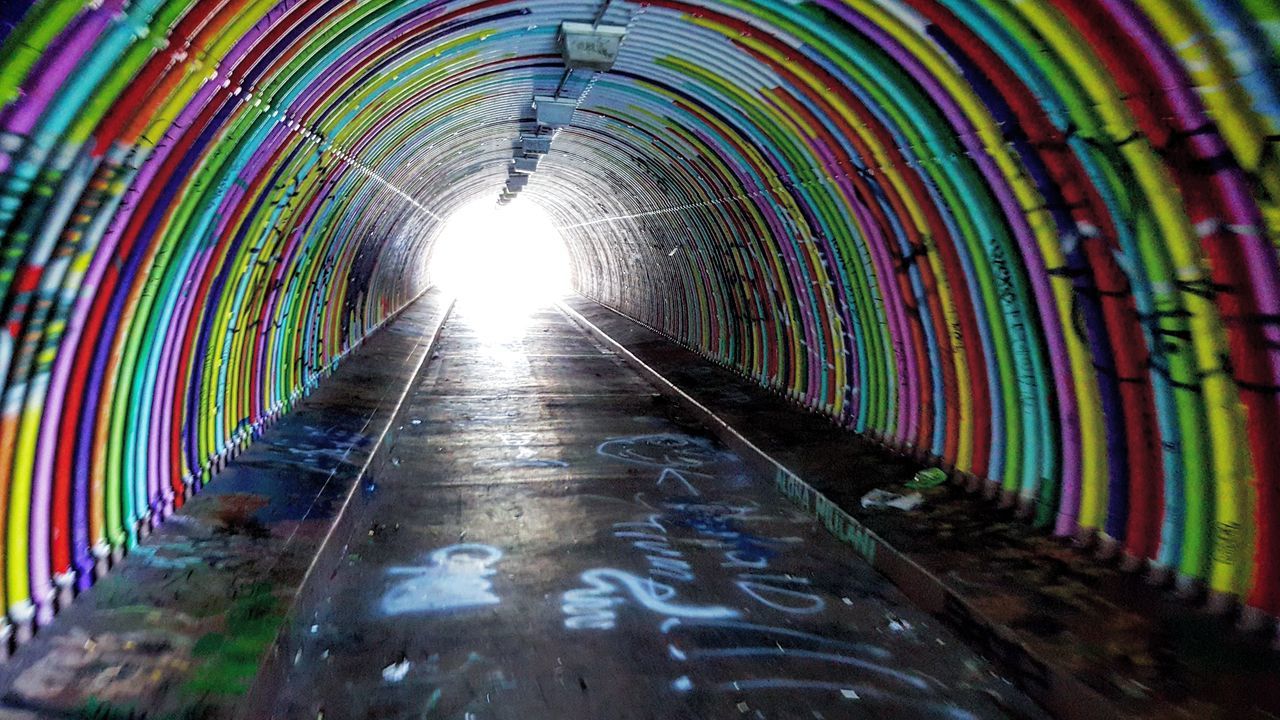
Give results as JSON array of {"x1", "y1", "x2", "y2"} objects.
[
  {"x1": 905, "y1": 467, "x2": 949, "y2": 490},
  {"x1": 382, "y1": 659, "x2": 412, "y2": 683},
  {"x1": 860, "y1": 488, "x2": 925, "y2": 511},
  {"x1": 886, "y1": 614, "x2": 914, "y2": 633}
]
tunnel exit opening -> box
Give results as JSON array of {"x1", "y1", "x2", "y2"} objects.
[{"x1": 428, "y1": 198, "x2": 572, "y2": 324}]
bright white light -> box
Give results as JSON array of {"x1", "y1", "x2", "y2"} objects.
[{"x1": 429, "y1": 198, "x2": 571, "y2": 321}]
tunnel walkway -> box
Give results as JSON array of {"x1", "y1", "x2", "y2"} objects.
[
  {"x1": 0, "y1": 293, "x2": 453, "y2": 720},
  {"x1": 262, "y1": 300, "x2": 1041, "y2": 720}
]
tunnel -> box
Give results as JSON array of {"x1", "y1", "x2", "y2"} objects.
[{"x1": 0, "y1": 0, "x2": 1278, "y2": 717}]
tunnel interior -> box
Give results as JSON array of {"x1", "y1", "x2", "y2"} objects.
[{"x1": 0, "y1": 0, "x2": 1279, "y2": 661}]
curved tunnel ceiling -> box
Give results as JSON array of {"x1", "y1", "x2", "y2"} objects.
[{"x1": 0, "y1": 0, "x2": 1278, "y2": 635}]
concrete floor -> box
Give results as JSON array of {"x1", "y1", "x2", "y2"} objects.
[{"x1": 264, "y1": 301, "x2": 1043, "y2": 720}]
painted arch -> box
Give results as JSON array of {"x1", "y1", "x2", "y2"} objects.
[{"x1": 0, "y1": 0, "x2": 1277, "y2": 634}]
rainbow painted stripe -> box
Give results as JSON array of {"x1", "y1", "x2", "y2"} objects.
[{"x1": 0, "y1": 0, "x2": 1277, "y2": 637}]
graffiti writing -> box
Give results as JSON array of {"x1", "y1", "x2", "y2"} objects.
[
  {"x1": 380, "y1": 543, "x2": 503, "y2": 615},
  {"x1": 562, "y1": 568, "x2": 740, "y2": 630},
  {"x1": 596, "y1": 433, "x2": 729, "y2": 475},
  {"x1": 777, "y1": 468, "x2": 877, "y2": 564}
]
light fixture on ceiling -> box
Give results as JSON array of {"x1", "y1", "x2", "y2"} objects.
[
  {"x1": 532, "y1": 95, "x2": 577, "y2": 129},
  {"x1": 511, "y1": 156, "x2": 540, "y2": 174},
  {"x1": 506, "y1": 173, "x2": 529, "y2": 192},
  {"x1": 559, "y1": 21, "x2": 627, "y2": 71},
  {"x1": 520, "y1": 135, "x2": 551, "y2": 155}
]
